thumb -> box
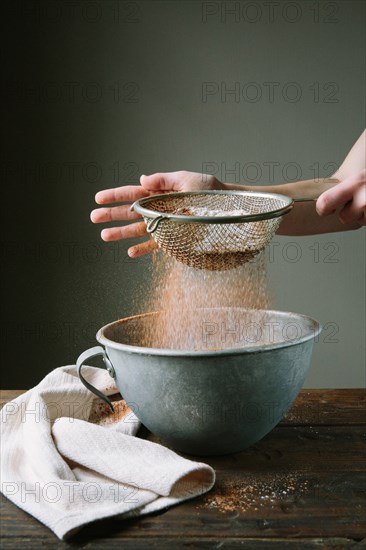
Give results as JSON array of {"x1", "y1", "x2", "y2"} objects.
[
  {"x1": 316, "y1": 173, "x2": 360, "y2": 216},
  {"x1": 140, "y1": 172, "x2": 183, "y2": 193}
]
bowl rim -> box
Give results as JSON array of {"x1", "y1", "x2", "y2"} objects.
[
  {"x1": 96, "y1": 308, "x2": 322, "y2": 357},
  {"x1": 131, "y1": 190, "x2": 294, "y2": 225}
]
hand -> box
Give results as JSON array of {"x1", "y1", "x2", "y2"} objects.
[
  {"x1": 316, "y1": 169, "x2": 366, "y2": 226},
  {"x1": 91, "y1": 171, "x2": 224, "y2": 257}
]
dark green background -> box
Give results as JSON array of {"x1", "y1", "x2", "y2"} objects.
[{"x1": 2, "y1": 0, "x2": 365, "y2": 388}]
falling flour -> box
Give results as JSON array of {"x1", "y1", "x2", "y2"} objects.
[{"x1": 135, "y1": 249, "x2": 271, "y2": 351}]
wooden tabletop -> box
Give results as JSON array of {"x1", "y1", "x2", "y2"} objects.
[{"x1": 1, "y1": 389, "x2": 365, "y2": 549}]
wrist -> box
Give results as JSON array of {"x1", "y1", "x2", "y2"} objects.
[{"x1": 224, "y1": 178, "x2": 340, "y2": 199}]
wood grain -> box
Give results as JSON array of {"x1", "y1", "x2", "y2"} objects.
[
  {"x1": 0, "y1": 537, "x2": 365, "y2": 549},
  {"x1": 1, "y1": 389, "x2": 365, "y2": 548},
  {"x1": 280, "y1": 389, "x2": 366, "y2": 426}
]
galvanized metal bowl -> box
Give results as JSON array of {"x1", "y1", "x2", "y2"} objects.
[{"x1": 77, "y1": 308, "x2": 321, "y2": 456}]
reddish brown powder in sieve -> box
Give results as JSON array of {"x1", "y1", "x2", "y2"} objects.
[{"x1": 136, "y1": 250, "x2": 271, "y2": 351}]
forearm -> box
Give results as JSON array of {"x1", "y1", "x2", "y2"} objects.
[
  {"x1": 333, "y1": 129, "x2": 366, "y2": 180},
  {"x1": 223, "y1": 177, "x2": 339, "y2": 198},
  {"x1": 275, "y1": 201, "x2": 360, "y2": 236},
  {"x1": 222, "y1": 130, "x2": 365, "y2": 235},
  {"x1": 223, "y1": 178, "x2": 360, "y2": 235}
]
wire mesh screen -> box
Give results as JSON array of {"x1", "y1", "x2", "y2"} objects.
[{"x1": 137, "y1": 192, "x2": 290, "y2": 270}]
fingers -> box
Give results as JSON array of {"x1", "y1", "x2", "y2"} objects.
[
  {"x1": 92, "y1": 175, "x2": 183, "y2": 259},
  {"x1": 101, "y1": 221, "x2": 148, "y2": 242},
  {"x1": 100, "y1": 223, "x2": 159, "y2": 257},
  {"x1": 95, "y1": 175, "x2": 181, "y2": 205},
  {"x1": 316, "y1": 176, "x2": 356, "y2": 216},
  {"x1": 128, "y1": 238, "x2": 159, "y2": 258},
  {"x1": 95, "y1": 185, "x2": 150, "y2": 205},
  {"x1": 339, "y1": 184, "x2": 366, "y2": 225},
  {"x1": 140, "y1": 172, "x2": 185, "y2": 192},
  {"x1": 92, "y1": 172, "x2": 207, "y2": 258},
  {"x1": 95, "y1": 171, "x2": 199, "y2": 207},
  {"x1": 316, "y1": 170, "x2": 366, "y2": 224},
  {"x1": 90, "y1": 204, "x2": 141, "y2": 223},
  {"x1": 140, "y1": 171, "x2": 222, "y2": 193},
  {"x1": 95, "y1": 170, "x2": 219, "y2": 206}
]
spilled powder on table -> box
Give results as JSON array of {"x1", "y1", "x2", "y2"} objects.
[{"x1": 199, "y1": 473, "x2": 309, "y2": 513}]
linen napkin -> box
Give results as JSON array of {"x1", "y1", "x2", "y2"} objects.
[{"x1": 0, "y1": 365, "x2": 215, "y2": 540}]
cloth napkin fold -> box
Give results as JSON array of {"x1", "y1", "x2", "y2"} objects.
[{"x1": 0, "y1": 365, "x2": 215, "y2": 540}]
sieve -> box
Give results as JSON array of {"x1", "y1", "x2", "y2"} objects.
[{"x1": 131, "y1": 190, "x2": 312, "y2": 270}]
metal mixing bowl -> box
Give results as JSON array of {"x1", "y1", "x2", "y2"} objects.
[{"x1": 77, "y1": 308, "x2": 321, "y2": 456}]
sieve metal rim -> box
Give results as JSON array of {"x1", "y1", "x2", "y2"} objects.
[{"x1": 131, "y1": 190, "x2": 294, "y2": 227}]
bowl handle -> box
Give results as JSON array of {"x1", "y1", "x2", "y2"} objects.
[{"x1": 77, "y1": 346, "x2": 116, "y2": 412}]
